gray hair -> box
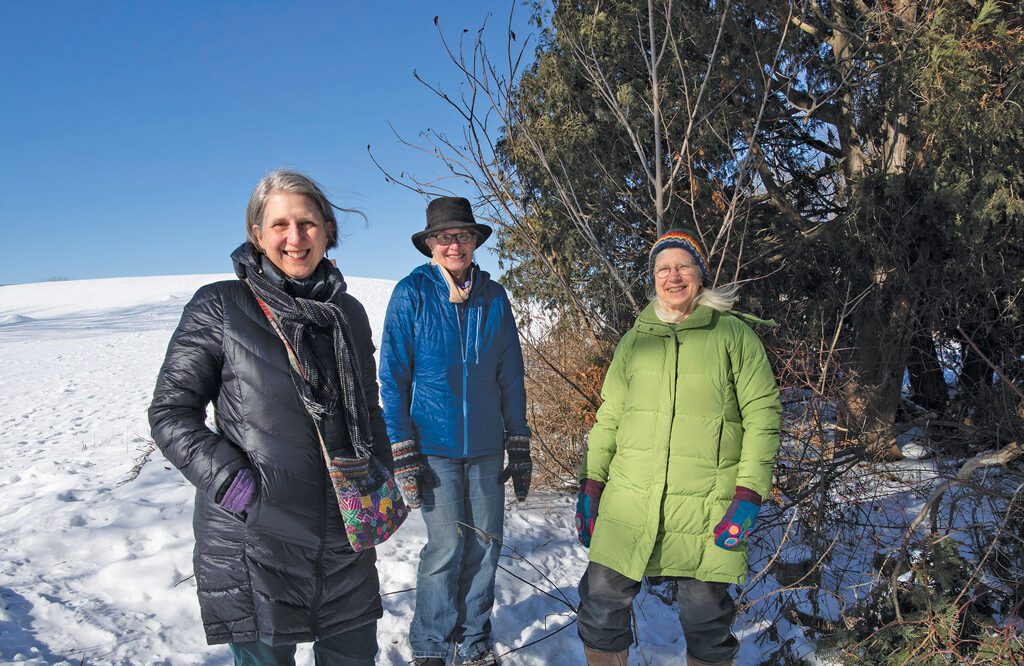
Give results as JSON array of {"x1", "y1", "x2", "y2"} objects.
[
  {"x1": 246, "y1": 170, "x2": 342, "y2": 250},
  {"x1": 694, "y1": 283, "x2": 740, "y2": 312}
]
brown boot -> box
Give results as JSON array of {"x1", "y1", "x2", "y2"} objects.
[
  {"x1": 583, "y1": 645, "x2": 628, "y2": 665},
  {"x1": 685, "y1": 652, "x2": 733, "y2": 666}
]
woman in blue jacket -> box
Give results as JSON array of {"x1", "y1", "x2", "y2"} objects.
[{"x1": 380, "y1": 196, "x2": 531, "y2": 666}]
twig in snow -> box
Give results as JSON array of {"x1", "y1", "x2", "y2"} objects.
[
  {"x1": 381, "y1": 587, "x2": 416, "y2": 597},
  {"x1": 118, "y1": 436, "x2": 157, "y2": 486},
  {"x1": 456, "y1": 520, "x2": 577, "y2": 612},
  {"x1": 173, "y1": 574, "x2": 195, "y2": 587},
  {"x1": 453, "y1": 519, "x2": 585, "y2": 659}
]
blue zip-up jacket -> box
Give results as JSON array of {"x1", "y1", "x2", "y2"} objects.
[{"x1": 379, "y1": 263, "x2": 530, "y2": 458}]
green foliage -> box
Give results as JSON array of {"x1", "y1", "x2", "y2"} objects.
[
  {"x1": 480, "y1": 0, "x2": 1024, "y2": 454},
  {"x1": 495, "y1": 0, "x2": 804, "y2": 337},
  {"x1": 825, "y1": 540, "x2": 1022, "y2": 664},
  {"x1": 972, "y1": 0, "x2": 1003, "y2": 32},
  {"x1": 905, "y1": 1, "x2": 1024, "y2": 423},
  {"x1": 407, "y1": 3, "x2": 1024, "y2": 657}
]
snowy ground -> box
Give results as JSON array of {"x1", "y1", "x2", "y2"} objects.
[{"x1": 0, "y1": 275, "x2": 811, "y2": 665}]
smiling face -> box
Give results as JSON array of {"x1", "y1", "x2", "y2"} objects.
[
  {"x1": 252, "y1": 190, "x2": 329, "y2": 280},
  {"x1": 653, "y1": 247, "x2": 703, "y2": 315},
  {"x1": 428, "y1": 227, "x2": 477, "y2": 282}
]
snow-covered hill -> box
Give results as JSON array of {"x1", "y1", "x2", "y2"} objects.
[{"x1": 0, "y1": 275, "x2": 795, "y2": 665}]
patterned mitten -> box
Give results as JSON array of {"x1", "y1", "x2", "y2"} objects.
[
  {"x1": 499, "y1": 435, "x2": 533, "y2": 502},
  {"x1": 391, "y1": 439, "x2": 426, "y2": 509},
  {"x1": 714, "y1": 486, "x2": 762, "y2": 550},
  {"x1": 219, "y1": 468, "x2": 255, "y2": 513},
  {"x1": 575, "y1": 479, "x2": 605, "y2": 548}
]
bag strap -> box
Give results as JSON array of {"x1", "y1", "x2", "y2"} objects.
[{"x1": 249, "y1": 289, "x2": 335, "y2": 469}]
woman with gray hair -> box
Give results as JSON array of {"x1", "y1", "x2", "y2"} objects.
[
  {"x1": 150, "y1": 169, "x2": 391, "y2": 665},
  {"x1": 573, "y1": 229, "x2": 781, "y2": 665}
]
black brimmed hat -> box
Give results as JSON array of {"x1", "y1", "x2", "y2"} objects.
[{"x1": 411, "y1": 196, "x2": 493, "y2": 257}]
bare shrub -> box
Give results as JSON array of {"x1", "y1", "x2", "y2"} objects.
[{"x1": 519, "y1": 315, "x2": 612, "y2": 490}]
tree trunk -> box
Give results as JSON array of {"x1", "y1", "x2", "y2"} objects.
[
  {"x1": 961, "y1": 332, "x2": 996, "y2": 395},
  {"x1": 840, "y1": 359, "x2": 906, "y2": 461},
  {"x1": 839, "y1": 290, "x2": 914, "y2": 460},
  {"x1": 907, "y1": 330, "x2": 948, "y2": 412},
  {"x1": 960, "y1": 325, "x2": 999, "y2": 428}
]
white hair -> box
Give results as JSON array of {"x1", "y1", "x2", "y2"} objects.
[
  {"x1": 694, "y1": 282, "x2": 740, "y2": 312},
  {"x1": 647, "y1": 282, "x2": 740, "y2": 313}
]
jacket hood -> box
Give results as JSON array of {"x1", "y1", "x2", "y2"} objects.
[
  {"x1": 636, "y1": 302, "x2": 714, "y2": 334},
  {"x1": 635, "y1": 302, "x2": 776, "y2": 334}
]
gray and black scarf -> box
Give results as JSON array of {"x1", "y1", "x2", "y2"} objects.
[{"x1": 231, "y1": 243, "x2": 372, "y2": 458}]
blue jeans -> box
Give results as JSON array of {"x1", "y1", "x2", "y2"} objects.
[
  {"x1": 410, "y1": 454, "x2": 505, "y2": 663},
  {"x1": 229, "y1": 620, "x2": 377, "y2": 665}
]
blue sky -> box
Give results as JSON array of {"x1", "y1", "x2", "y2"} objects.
[{"x1": 1, "y1": 2, "x2": 536, "y2": 285}]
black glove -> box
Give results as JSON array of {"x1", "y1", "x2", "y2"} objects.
[
  {"x1": 499, "y1": 436, "x2": 532, "y2": 502},
  {"x1": 391, "y1": 439, "x2": 426, "y2": 509}
]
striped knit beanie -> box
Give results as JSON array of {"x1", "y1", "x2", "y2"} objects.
[{"x1": 649, "y1": 229, "x2": 710, "y2": 285}]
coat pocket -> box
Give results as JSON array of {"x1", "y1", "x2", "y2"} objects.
[
  {"x1": 714, "y1": 417, "x2": 725, "y2": 468},
  {"x1": 718, "y1": 419, "x2": 743, "y2": 467}
]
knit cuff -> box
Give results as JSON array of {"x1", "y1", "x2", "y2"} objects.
[
  {"x1": 391, "y1": 439, "x2": 423, "y2": 476},
  {"x1": 734, "y1": 486, "x2": 762, "y2": 505},
  {"x1": 504, "y1": 435, "x2": 531, "y2": 462}
]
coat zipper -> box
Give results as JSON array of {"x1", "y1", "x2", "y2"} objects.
[
  {"x1": 456, "y1": 300, "x2": 470, "y2": 456},
  {"x1": 663, "y1": 330, "x2": 679, "y2": 517},
  {"x1": 437, "y1": 264, "x2": 475, "y2": 457},
  {"x1": 667, "y1": 333, "x2": 678, "y2": 455},
  {"x1": 310, "y1": 447, "x2": 327, "y2": 638}
]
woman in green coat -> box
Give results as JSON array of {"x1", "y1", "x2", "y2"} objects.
[{"x1": 574, "y1": 230, "x2": 782, "y2": 666}]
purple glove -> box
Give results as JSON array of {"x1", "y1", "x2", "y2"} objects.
[
  {"x1": 219, "y1": 468, "x2": 255, "y2": 513},
  {"x1": 714, "y1": 486, "x2": 761, "y2": 550}
]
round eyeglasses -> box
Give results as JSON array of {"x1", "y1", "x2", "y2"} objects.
[
  {"x1": 654, "y1": 263, "x2": 699, "y2": 279},
  {"x1": 432, "y1": 231, "x2": 477, "y2": 246}
]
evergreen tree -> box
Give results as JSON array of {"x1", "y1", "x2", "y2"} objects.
[{"x1": 494, "y1": 0, "x2": 1024, "y2": 457}]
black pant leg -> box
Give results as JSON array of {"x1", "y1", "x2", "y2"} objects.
[
  {"x1": 577, "y1": 562, "x2": 642, "y2": 652},
  {"x1": 675, "y1": 578, "x2": 739, "y2": 663}
]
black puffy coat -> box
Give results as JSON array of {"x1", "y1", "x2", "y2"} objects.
[{"x1": 149, "y1": 250, "x2": 392, "y2": 646}]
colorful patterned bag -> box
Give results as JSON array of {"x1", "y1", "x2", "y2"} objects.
[
  {"x1": 249, "y1": 290, "x2": 408, "y2": 552},
  {"x1": 327, "y1": 453, "x2": 409, "y2": 552}
]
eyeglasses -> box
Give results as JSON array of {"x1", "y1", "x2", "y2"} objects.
[
  {"x1": 432, "y1": 231, "x2": 477, "y2": 246},
  {"x1": 654, "y1": 263, "x2": 699, "y2": 279}
]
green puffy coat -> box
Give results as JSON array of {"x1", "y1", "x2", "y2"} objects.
[{"x1": 581, "y1": 303, "x2": 782, "y2": 584}]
